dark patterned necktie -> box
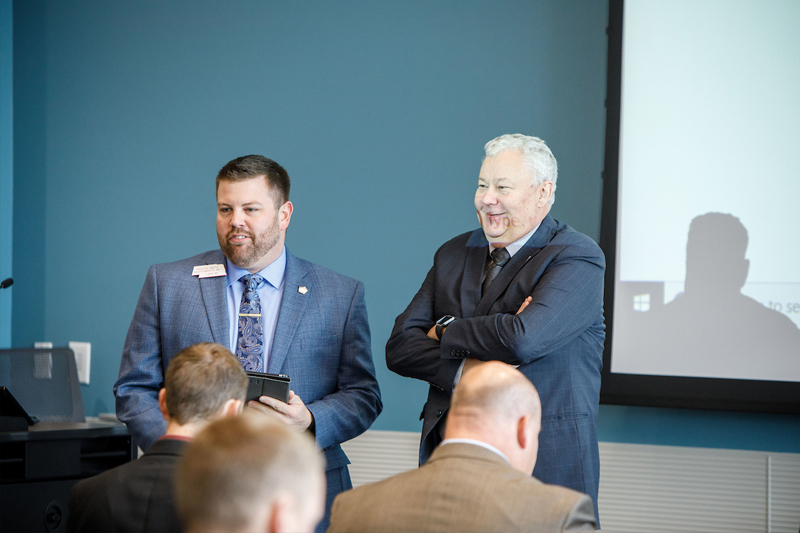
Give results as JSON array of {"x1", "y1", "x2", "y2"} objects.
[
  {"x1": 482, "y1": 247, "x2": 510, "y2": 295},
  {"x1": 236, "y1": 274, "x2": 265, "y2": 372}
]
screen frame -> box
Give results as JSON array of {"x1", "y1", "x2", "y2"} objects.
[{"x1": 598, "y1": 0, "x2": 800, "y2": 414}]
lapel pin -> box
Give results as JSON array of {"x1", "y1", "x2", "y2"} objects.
[{"x1": 298, "y1": 286, "x2": 308, "y2": 294}]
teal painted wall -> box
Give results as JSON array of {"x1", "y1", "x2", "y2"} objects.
[
  {"x1": 0, "y1": 0, "x2": 12, "y2": 348},
  {"x1": 11, "y1": 0, "x2": 799, "y2": 452}
]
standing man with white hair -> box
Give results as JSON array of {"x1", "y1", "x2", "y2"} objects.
[{"x1": 387, "y1": 134, "x2": 605, "y2": 523}]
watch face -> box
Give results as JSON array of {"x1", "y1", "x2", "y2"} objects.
[{"x1": 437, "y1": 315, "x2": 456, "y2": 326}]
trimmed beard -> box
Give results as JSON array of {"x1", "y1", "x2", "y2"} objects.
[{"x1": 217, "y1": 214, "x2": 280, "y2": 270}]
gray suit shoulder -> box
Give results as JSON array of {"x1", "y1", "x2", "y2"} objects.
[
  {"x1": 151, "y1": 250, "x2": 225, "y2": 270},
  {"x1": 289, "y1": 252, "x2": 364, "y2": 290},
  {"x1": 145, "y1": 248, "x2": 366, "y2": 293},
  {"x1": 142, "y1": 250, "x2": 225, "y2": 283}
]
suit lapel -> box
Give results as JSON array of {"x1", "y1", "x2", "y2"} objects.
[
  {"x1": 474, "y1": 215, "x2": 558, "y2": 316},
  {"x1": 267, "y1": 250, "x2": 310, "y2": 374},
  {"x1": 197, "y1": 250, "x2": 229, "y2": 346},
  {"x1": 459, "y1": 230, "x2": 489, "y2": 319}
]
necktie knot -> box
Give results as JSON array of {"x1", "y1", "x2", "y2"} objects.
[
  {"x1": 490, "y1": 247, "x2": 510, "y2": 267},
  {"x1": 482, "y1": 247, "x2": 510, "y2": 295},
  {"x1": 242, "y1": 274, "x2": 265, "y2": 292}
]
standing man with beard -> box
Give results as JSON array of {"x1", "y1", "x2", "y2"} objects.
[{"x1": 115, "y1": 155, "x2": 382, "y2": 533}]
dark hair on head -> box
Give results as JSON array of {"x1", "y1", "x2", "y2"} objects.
[
  {"x1": 165, "y1": 342, "x2": 248, "y2": 425},
  {"x1": 216, "y1": 155, "x2": 291, "y2": 206}
]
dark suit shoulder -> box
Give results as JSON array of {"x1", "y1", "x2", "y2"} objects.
[
  {"x1": 437, "y1": 229, "x2": 484, "y2": 253},
  {"x1": 533, "y1": 219, "x2": 605, "y2": 270},
  {"x1": 429, "y1": 230, "x2": 485, "y2": 269},
  {"x1": 549, "y1": 220, "x2": 602, "y2": 250},
  {"x1": 435, "y1": 222, "x2": 602, "y2": 256},
  {"x1": 71, "y1": 439, "x2": 185, "y2": 493},
  {"x1": 145, "y1": 437, "x2": 188, "y2": 456},
  {"x1": 67, "y1": 440, "x2": 187, "y2": 533}
]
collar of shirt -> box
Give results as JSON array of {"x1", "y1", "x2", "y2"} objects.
[
  {"x1": 439, "y1": 438, "x2": 511, "y2": 465},
  {"x1": 488, "y1": 223, "x2": 541, "y2": 259},
  {"x1": 225, "y1": 246, "x2": 287, "y2": 290}
]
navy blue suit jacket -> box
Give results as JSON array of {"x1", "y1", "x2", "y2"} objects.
[
  {"x1": 114, "y1": 248, "x2": 382, "y2": 531},
  {"x1": 386, "y1": 215, "x2": 604, "y2": 519}
]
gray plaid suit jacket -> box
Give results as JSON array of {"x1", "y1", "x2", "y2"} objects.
[{"x1": 114, "y1": 248, "x2": 382, "y2": 531}]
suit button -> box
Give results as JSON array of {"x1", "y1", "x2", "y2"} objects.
[
  {"x1": 451, "y1": 350, "x2": 456, "y2": 356},
  {"x1": 437, "y1": 410, "x2": 443, "y2": 417},
  {"x1": 465, "y1": 351, "x2": 471, "y2": 356}
]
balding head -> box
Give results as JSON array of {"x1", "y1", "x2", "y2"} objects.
[{"x1": 445, "y1": 362, "x2": 542, "y2": 474}]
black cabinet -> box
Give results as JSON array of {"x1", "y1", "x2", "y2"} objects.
[{"x1": 0, "y1": 421, "x2": 135, "y2": 532}]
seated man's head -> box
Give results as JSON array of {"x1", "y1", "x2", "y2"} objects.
[
  {"x1": 445, "y1": 361, "x2": 542, "y2": 475},
  {"x1": 176, "y1": 412, "x2": 326, "y2": 533},
  {"x1": 159, "y1": 342, "x2": 248, "y2": 437}
]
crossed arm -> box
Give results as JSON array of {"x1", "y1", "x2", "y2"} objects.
[
  {"x1": 387, "y1": 243, "x2": 604, "y2": 390},
  {"x1": 426, "y1": 296, "x2": 532, "y2": 377}
]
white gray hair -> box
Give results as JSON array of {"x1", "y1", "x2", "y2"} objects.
[{"x1": 484, "y1": 134, "x2": 558, "y2": 205}]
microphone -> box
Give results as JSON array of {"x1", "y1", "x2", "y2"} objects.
[{"x1": 0, "y1": 278, "x2": 13, "y2": 289}]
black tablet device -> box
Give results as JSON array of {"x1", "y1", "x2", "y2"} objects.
[{"x1": 245, "y1": 372, "x2": 290, "y2": 404}]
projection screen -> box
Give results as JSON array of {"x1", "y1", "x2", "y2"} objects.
[{"x1": 599, "y1": 0, "x2": 800, "y2": 412}]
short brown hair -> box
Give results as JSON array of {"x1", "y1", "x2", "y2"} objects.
[
  {"x1": 215, "y1": 155, "x2": 291, "y2": 206},
  {"x1": 176, "y1": 412, "x2": 325, "y2": 531},
  {"x1": 164, "y1": 342, "x2": 247, "y2": 425}
]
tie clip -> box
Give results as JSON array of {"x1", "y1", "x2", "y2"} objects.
[{"x1": 239, "y1": 313, "x2": 261, "y2": 317}]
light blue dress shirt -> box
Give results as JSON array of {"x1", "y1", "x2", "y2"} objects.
[{"x1": 225, "y1": 246, "x2": 287, "y2": 372}]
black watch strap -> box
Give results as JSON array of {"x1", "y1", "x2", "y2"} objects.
[{"x1": 435, "y1": 315, "x2": 456, "y2": 339}]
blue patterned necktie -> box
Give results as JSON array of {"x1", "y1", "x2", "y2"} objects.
[{"x1": 236, "y1": 274, "x2": 265, "y2": 372}]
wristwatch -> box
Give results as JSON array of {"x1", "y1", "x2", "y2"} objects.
[{"x1": 435, "y1": 315, "x2": 457, "y2": 339}]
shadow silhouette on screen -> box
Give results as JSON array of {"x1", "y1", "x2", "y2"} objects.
[{"x1": 628, "y1": 212, "x2": 800, "y2": 381}]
